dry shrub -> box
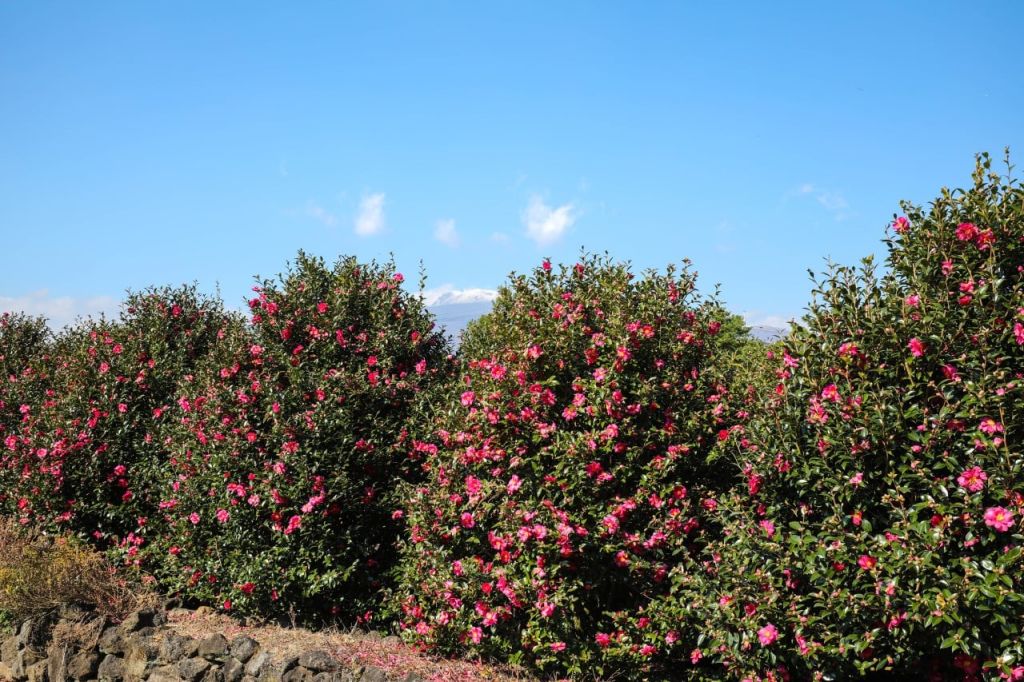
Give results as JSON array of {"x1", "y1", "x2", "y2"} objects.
[{"x1": 0, "y1": 518, "x2": 154, "y2": 621}]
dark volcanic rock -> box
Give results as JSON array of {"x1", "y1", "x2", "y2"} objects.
[
  {"x1": 223, "y1": 657, "x2": 245, "y2": 682},
  {"x1": 178, "y1": 657, "x2": 212, "y2": 681},
  {"x1": 296, "y1": 652, "x2": 337, "y2": 673},
  {"x1": 97, "y1": 653, "x2": 125, "y2": 680},
  {"x1": 161, "y1": 633, "x2": 199, "y2": 663},
  {"x1": 66, "y1": 651, "x2": 100, "y2": 680},
  {"x1": 228, "y1": 636, "x2": 258, "y2": 664},
  {"x1": 198, "y1": 634, "x2": 229, "y2": 662}
]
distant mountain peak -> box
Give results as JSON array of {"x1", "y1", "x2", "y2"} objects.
[{"x1": 421, "y1": 286, "x2": 499, "y2": 307}]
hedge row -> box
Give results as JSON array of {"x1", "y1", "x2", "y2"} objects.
[{"x1": 2, "y1": 155, "x2": 1023, "y2": 681}]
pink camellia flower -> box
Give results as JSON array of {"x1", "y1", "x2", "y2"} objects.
[
  {"x1": 907, "y1": 337, "x2": 925, "y2": 357},
  {"x1": 506, "y1": 475, "x2": 522, "y2": 495},
  {"x1": 975, "y1": 229, "x2": 995, "y2": 249},
  {"x1": 759, "y1": 519, "x2": 776, "y2": 538},
  {"x1": 460, "y1": 391, "x2": 475, "y2": 407},
  {"x1": 858, "y1": 555, "x2": 877, "y2": 570},
  {"x1": 1015, "y1": 322, "x2": 1024, "y2": 345},
  {"x1": 460, "y1": 512, "x2": 475, "y2": 529},
  {"x1": 468, "y1": 627, "x2": 483, "y2": 644},
  {"x1": 849, "y1": 472, "x2": 863, "y2": 487},
  {"x1": 820, "y1": 384, "x2": 840, "y2": 402},
  {"x1": 905, "y1": 294, "x2": 920, "y2": 307},
  {"x1": 892, "y1": 216, "x2": 910, "y2": 234},
  {"x1": 957, "y1": 466, "x2": 988, "y2": 492},
  {"x1": 215, "y1": 509, "x2": 230, "y2": 523},
  {"x1": 757, "y1": 623, "x2": 778, "y2": 646},
  {"x1": 956, "y1": 222, "x2": 979, "y2": 241},
  {"x1": 595, "y1": 633, "x2": 611, "y2": 648},
  {"x1": 979, "y1": 418, "x2": 1004, "y2": 435},
  {"x1": 188, "y1": 512, "x2": 201, "y2": 525},
  {"x1": 942, "y1": 364, "x2": 960, "y2": 382},
  {"x1": 984, "y1": 506, "x2": 1014, "y2": 532},
  {"x1": 550, "y1": 642, "x2": 566, "y2": 653}
]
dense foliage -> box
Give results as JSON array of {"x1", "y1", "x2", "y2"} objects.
[
  {"x1": 391, "y1": 255, "x2": 750, "y2": 679},
  {"x1": 137, "y1": 254, "x2": 455, "y2": 621},
  {"x1": 0, "y1": 287, "x2": 237, "y2": 544},
  {"x1": 686, "y1": 154, "x2": 1024, "y2": 681},
  {"x1": 2, "y1": 155, "x2": 1022, "y2": 680}
]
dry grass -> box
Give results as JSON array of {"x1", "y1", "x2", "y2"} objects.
[
  {"x1": 165, "y1": 609, "x2": 540, "y2": 682},
  {"x1": 0, "y1": 518, "x2": 155, "y2": 621}
]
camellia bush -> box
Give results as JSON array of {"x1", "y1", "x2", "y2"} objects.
[
  {"x1": 0, "y1": 287, "x2": 237, "y2": 548},
  {"x1": 391, "y1": 254, "x2": 752, "y2": 679},
  {"x1": 0, "y1": 312, "x2": 51, "y2": 466},
  {"x1": 138, "y1": 253, "x2": 454, "y2": 622},
  {"x1": 686, "y1": 154, "x2": 1024, "y2": 681}
]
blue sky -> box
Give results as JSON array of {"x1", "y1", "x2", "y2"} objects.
[{"x1": 2, "y1": 2, "x2": 1022, "y2": 329}]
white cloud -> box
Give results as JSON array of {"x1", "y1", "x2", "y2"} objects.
[
  {"x1": 355, "y1": 192, "x2": 386, "y2": 236},
  {"x1": 420, "y1": 285, "x2": 499, "y2": 306},
  {"x1": 522, "y1": 195, "x2": 576, "y2": 246},
  {"x1": 1, "y1": 290, "x2": 120, "y2": 328},
  {"x1": 741, "y1": 310, "x2": 793, "y2": 330},
  {"x1": 434, "y1": 218, "x2": 460, "y2": 248},
  {"x1": 789, "y1": 183, "x2": 852, "y2": 221},
  {"x1": 305, "y1": 201, "x2": 337, "y2": 227}
]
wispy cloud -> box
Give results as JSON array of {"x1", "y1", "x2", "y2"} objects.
[
  {"x1": 741, "y1": 310, "x2": 794, "y2": 330},
  {"x1": 434, "y1": 218, "x2": 460, "y2": 248},
  {"x1": 789, "y1": 183, "x2": 852, "y2": 221},
  {"x1": 1, "y1": 290, "x2": 120, "y2": 328},
  {"x1": 420, "y1": 285, "x2": 498, "y2": 306},
  {"x1": 305, "y1": 201, "x2": 337, "y2": 227},
  {"x1": 490, "y1": 231, "x2": 510, "y2": 243},
  {"x1": 523, "y1": 194, "x2": 576, "y2": 246},
  {"x1": 355, "y1": 192, "x2": 386, "y2": 236}
]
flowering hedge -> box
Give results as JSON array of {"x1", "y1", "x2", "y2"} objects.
[
  {"x1": 0, "y1": 287, "x2": 237, "y2": 547},
  {"x1": 687, "y1": 154, "x2": 1024, "y2": 680},
  {"x1": 391, "y1": 255, "x2": 750, "y2": 679},
  {"x1": 136, "y1": 253, "x2": 455, "y2": 622},
  {"x1": 3, "y1": 155, "x2": 1023, "y2": 681}
]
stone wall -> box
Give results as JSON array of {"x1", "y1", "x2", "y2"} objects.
[{"x1": 0, "y1": 606, "x2": 417, "y2": 682}]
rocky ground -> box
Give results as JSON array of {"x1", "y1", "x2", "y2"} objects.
[{"x1": 0, "y1": 604, "x2": 535, "y2": 682}]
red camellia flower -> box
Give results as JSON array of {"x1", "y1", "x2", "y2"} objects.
[
  {"x1": 907, "y1": 337, "x2": 925, "y2": 357},
  {"x1": 857, "y1": 555, "x2": 877, "y2": 570}
]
